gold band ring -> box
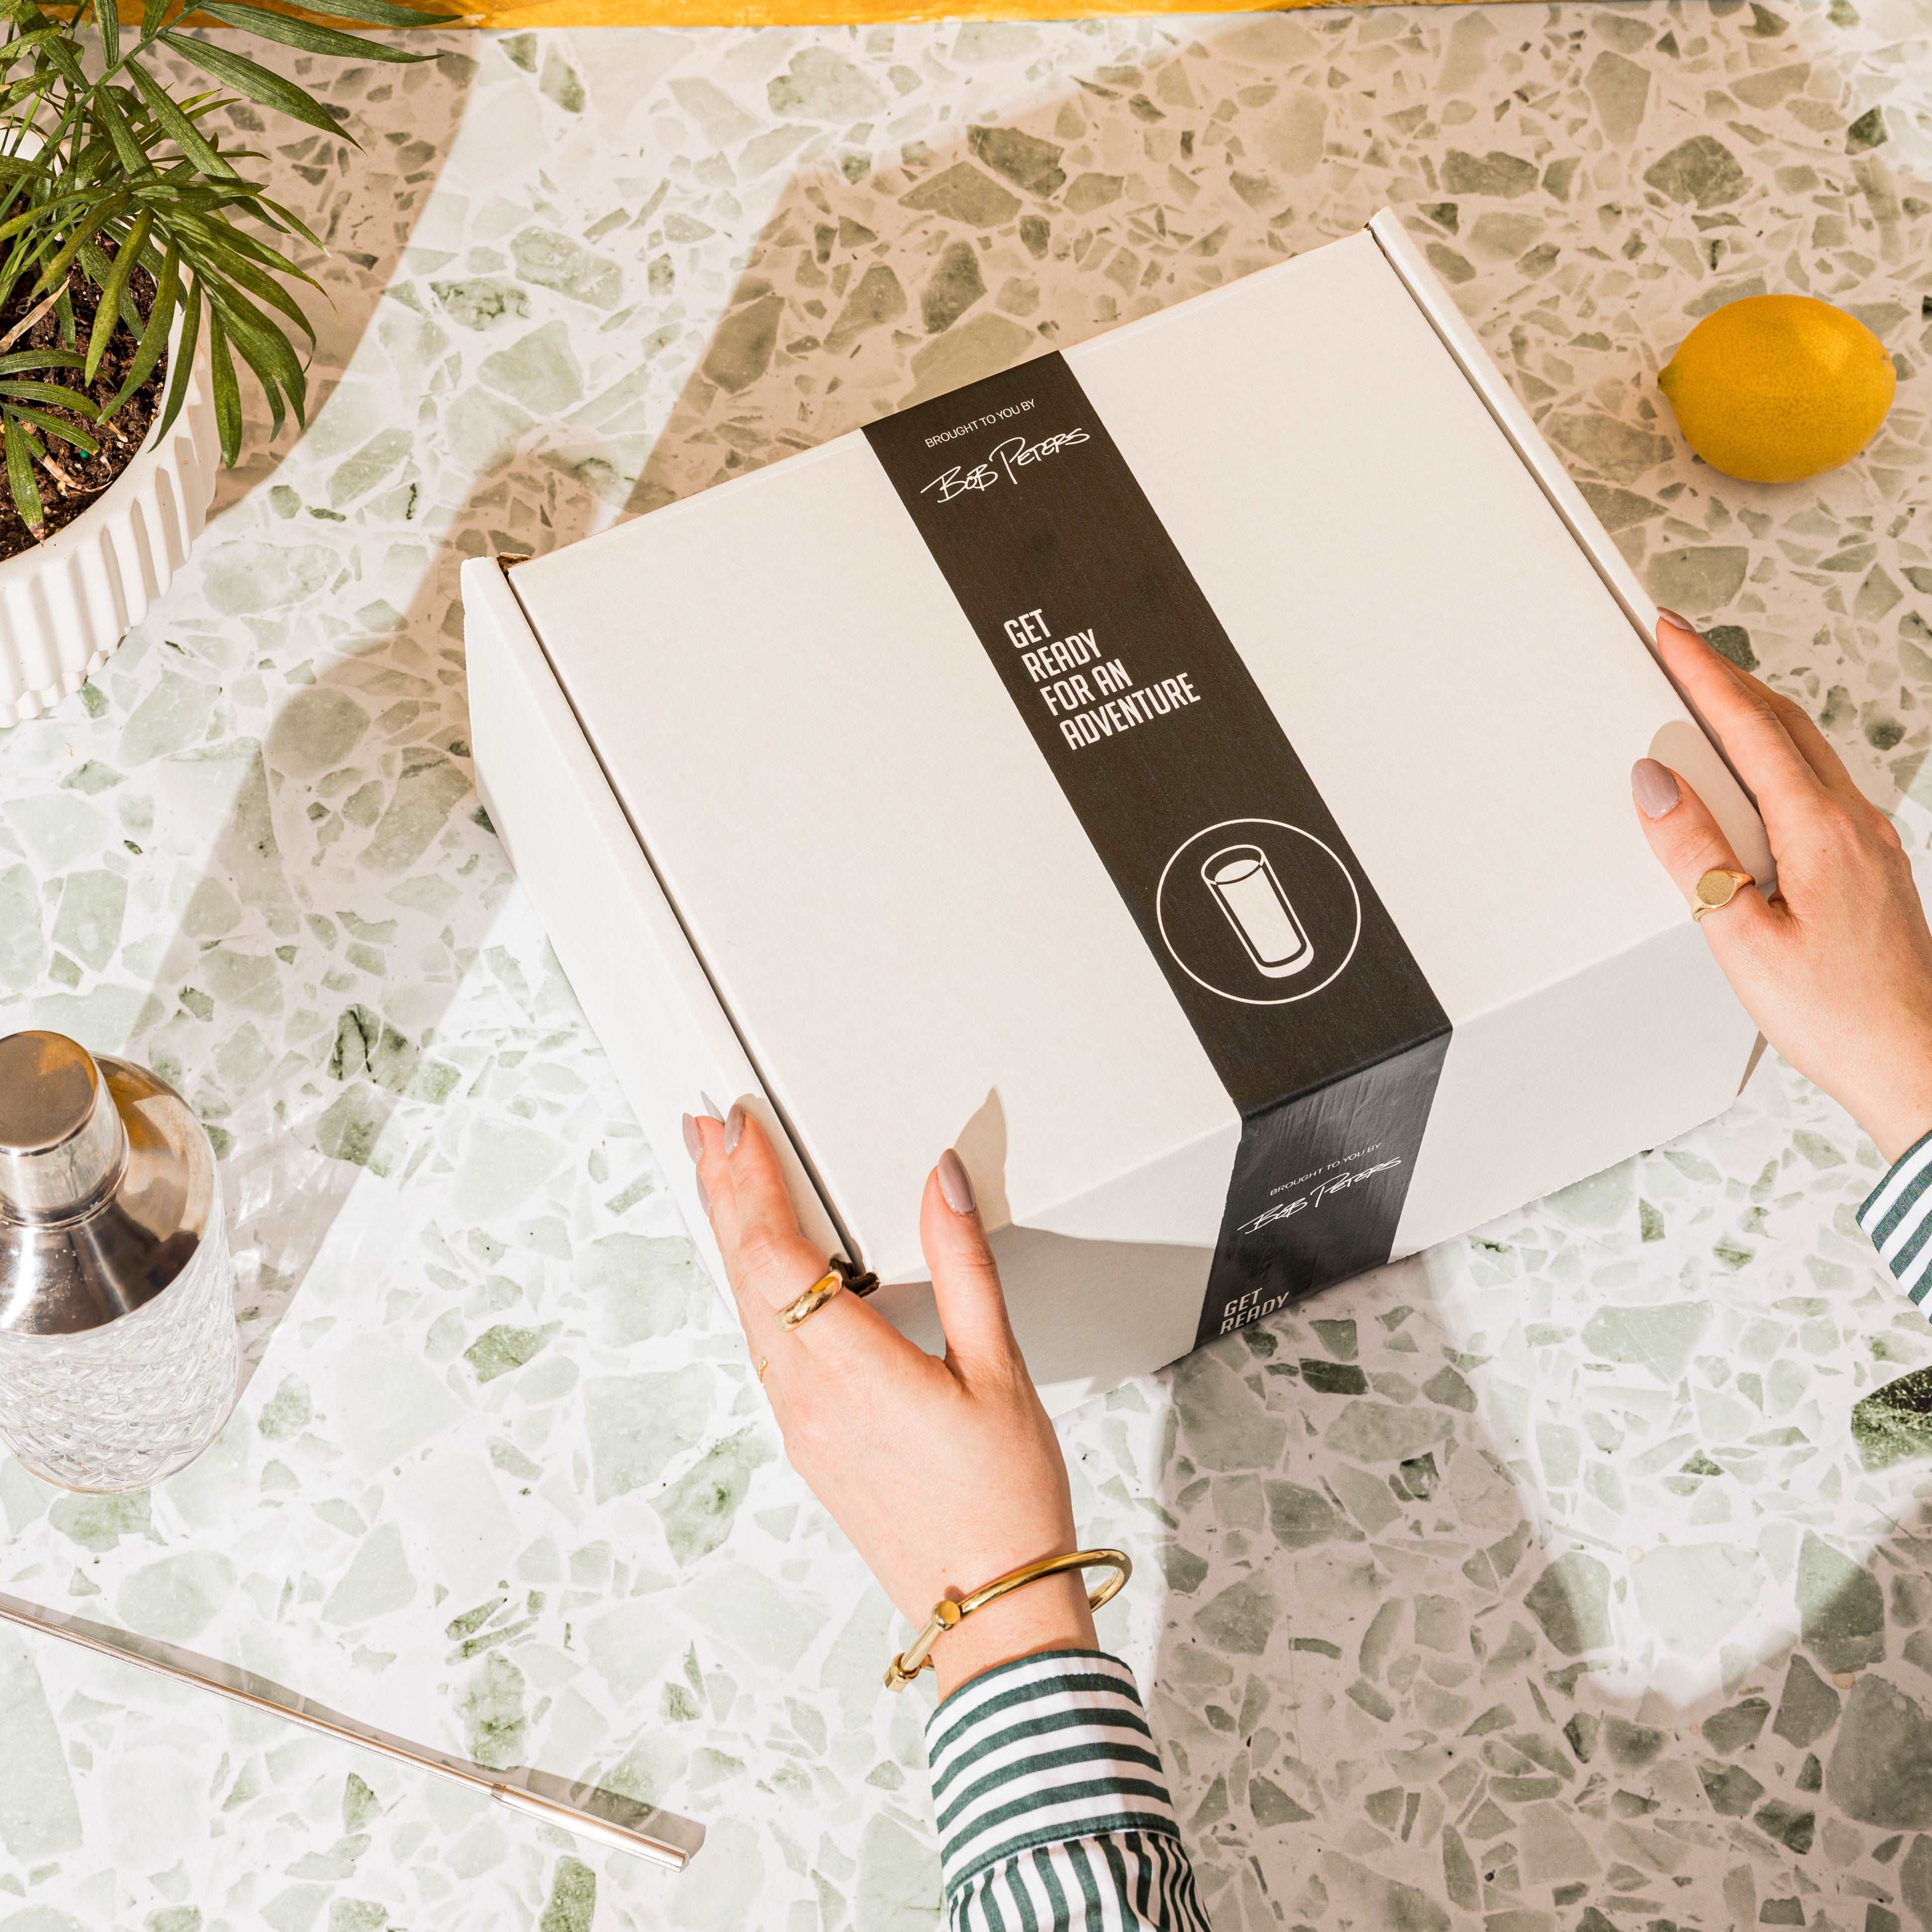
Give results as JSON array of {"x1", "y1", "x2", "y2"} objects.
[
  {"x1": 776, "y1": 1267, "x2": 845, "y2": 1332},
  {"x1": 755, "y1": 1357, "x2": 769, "y2": 1384},
  {"x1": 885, "y1": 1549, "x2": 1133, "y2": 1692},
  {"x1": 1692, "y1": 867, "x2": 1756, "y2": 923}
]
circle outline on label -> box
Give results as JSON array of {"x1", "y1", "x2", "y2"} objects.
[{"x1": 1154, "y1": 817, "x2": 1363, "y2": 1007}]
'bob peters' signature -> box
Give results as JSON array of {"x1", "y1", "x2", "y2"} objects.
[
  {"x1": 1238, "y1": 1158, "x2": 1403, "y2": 1236},
  {"x1": 922, "y1": 428, "x2": 1090, "y2": 504}
]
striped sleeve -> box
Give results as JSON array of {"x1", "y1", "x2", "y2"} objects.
[
  {"x1": 925, "y1": 1648, "x2": 1211, "y2": 1931},
  {"x1": 1860, "y1": 1127, "x2": 1932, "y2": 1305}
]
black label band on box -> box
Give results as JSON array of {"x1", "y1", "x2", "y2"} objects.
[{"x1": 864, "y1": 351, "x2": 1451, "y2": 1348}]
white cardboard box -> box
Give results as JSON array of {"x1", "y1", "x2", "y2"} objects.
[{"x1": 463, "y1": 212, "x2": 1771, "y2": 1414}]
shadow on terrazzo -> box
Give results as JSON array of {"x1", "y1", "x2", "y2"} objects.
[
  {"x1": 204, "y1": 40, "x2": 483, "y2": 519},
  {"x1": 8, "y1": 42, "x2": 498, "y2": 1394},
  {"x1": 1143, "y1": 1255, "x2": 1932, "y2": 1932},
  {"x1": 60, "y1": 446, "x2": 603, "y2": 1399},
  {"x1": 604, "y1": 34, "x2": 1932, "y2": 1930}
]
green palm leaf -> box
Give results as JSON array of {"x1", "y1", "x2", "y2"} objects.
[
  {"x1": 153, "y1": 274, "x2": 199, "y2": 442},
  {"x1": 211, "y1": 306, "x2": 284, "y2": 436},
  {"x1": 3, "y1": 412, "x2": 42, "y2": 529},
  {"x1": 92, "y1": 85, "x2": 154, "y2": 178},
  {"x1": 84, "y1": 203, "x2": 146, "y2": 379},
  {"x1": 207, "y1": 280, "x2": 304, "y2": 428},
  {"x1": 249, "y1": 194, "x2": 325, "y2": 254},
  {"x1": 278, "y1": 0, "x2": 455, "y2": 22},
  {"x1": 205, "y1": 297, "x2": 239, "y2": 462},
  {"x1": 104, "y1": 235, "x2": 172, "y2": 411},
  {"x1": 125, "y1": 57, "x2": 233, "y2": 178},
  {"x1": 195, "y1": 2, "x2": 428, "y2": 64},
  {"x1": 0, "y1": 378, "x2": 100, "y2": 412},
  {"x1": 160, "y1": 31, "x2": 354, "y2": 138},
  {"x1": 0, "y1": 348, "x2": 83, "y2": 373},
  {"x1": 5, "y1": 401, "x2": 99, "y2": 453},
  {"x1": 180, "y1": 236, "x2": 315, "y2": 341},
  {"x1": 37, "y1": 33, "x2": 87, "y2": 91},
  {"x1": 33, "y1": 191, "x2": 124, "y2": 292}
]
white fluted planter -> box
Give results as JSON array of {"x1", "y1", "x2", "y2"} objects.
[{"x1": 0, "y1": 318, "x2": 218, "y2": 727}]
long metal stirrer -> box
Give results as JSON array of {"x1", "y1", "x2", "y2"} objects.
[{"x1": 0, "y1": 1590, "x2": 704, "y2": 1870}]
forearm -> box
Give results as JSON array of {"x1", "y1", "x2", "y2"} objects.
[{"x1": 930, "y1": 1570, "x2": 1097, "y2": 1703}]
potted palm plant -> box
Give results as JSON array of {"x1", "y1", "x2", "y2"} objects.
[{"x1": 0, "y1": 0, "x2": 445, "y2": 726}]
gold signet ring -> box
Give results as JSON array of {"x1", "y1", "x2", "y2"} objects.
[{"x1": 1692, "y1": 867, "x2": 1756, "y2": 923}]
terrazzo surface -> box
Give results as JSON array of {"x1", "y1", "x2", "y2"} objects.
[{"x1": 2, "y1": 2, "x2": 1932, "y2": 1928}]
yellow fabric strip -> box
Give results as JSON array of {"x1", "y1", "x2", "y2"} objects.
[
  {"x1": 454, "y1": 0, "x2": 1484, "y2": 22},
  {"x1": 176, "y1": 0, "x2": 1497, "y2": 24}
]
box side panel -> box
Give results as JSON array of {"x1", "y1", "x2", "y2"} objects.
[
  {"x1": 1392, "y1": 923, "x2": 1756, "y2": 1256},
  {"x1": 1366, "y1": 209, "x2": 1773, "y2": 890},
  {"x1": 461, "y1": 556, "x2": 845, "y2": 1286},
  {"x1": 1353, "y1": 214, "x2": 1767, "y2": 1254}
]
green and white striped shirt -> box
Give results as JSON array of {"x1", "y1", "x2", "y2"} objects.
[
  {"x1": 1861, "y1": 1127, "x2": 1932, "y2": 1303},
  {"x1": 926, "y1": 1649, "x2": 1210, "y2": 1931}
]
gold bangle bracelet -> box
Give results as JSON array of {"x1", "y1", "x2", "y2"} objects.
[{"x1": 883, "y1": 1548, "x2": 1132, "y2": 1692}]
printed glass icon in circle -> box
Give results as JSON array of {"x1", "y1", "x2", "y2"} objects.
[{"x1": 1201, "y1": 843, "x2": 1313, "y2": 979}]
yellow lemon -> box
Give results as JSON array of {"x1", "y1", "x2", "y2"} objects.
[{"x1": 1657, "y1": 294, "x2": 1895, "y2": 484}]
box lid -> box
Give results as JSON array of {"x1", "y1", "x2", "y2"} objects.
[{"x1": 506, "y1": 225, "x2": 1761, "y2": 1285}]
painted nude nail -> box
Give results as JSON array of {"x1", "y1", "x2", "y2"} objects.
[
  {"x1": 682, "y1": 1112, "x2": 702, "y2": 1161},
  {"x1": 724, "y1": 1103, "x2": 745, "y2": 1155},
  {"x1": 1656, "y1": 607, "x2": 1700, "y2": 639},
  {"x1": 937, "y1": 1148, "x2": 977, "y2": 1215},
  {"x1": 1631, "y1": 758, "x2": 1681, "y2": 820}
]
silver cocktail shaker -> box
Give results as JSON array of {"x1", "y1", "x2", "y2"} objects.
[{"x1": 0, "y1": 1031, "x2": 239, "y2": 1491}]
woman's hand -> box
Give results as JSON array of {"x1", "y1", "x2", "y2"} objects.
[
  {"x1": 1632, "y1": 610, "x2": 1932, "y2": 1162},
  {"x1": 682, "y1": 1109, "x2": 1094, "y2": 1698}
]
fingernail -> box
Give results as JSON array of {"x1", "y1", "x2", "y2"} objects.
[
  {"x1": 937, "y1": 1148, "x2": 977, "y2": 1215},
  {"x1": 682, "y1": 1112, "x2": 702, "y2": 1161},
  {"x1": 695, "y1": 1171, "x2": 710, "y2": 1215},
  {"x1": 1632, "y1": 757, "x2": 1681, "y2": 819},
  {"x1": 1656, "y1": 607, "x2": 1700, "y2": 639},
  {"x1": 724, "y1": 1103, "x2": 745, "y2": 1155}
]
